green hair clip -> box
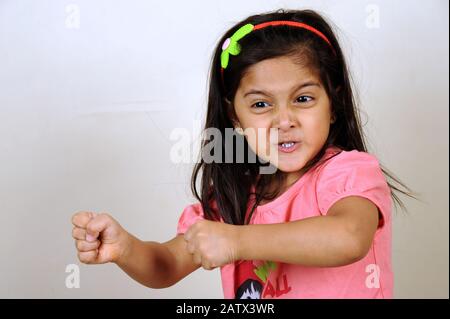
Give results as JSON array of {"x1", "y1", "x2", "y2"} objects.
[{"x1": 220, "y1": 23, "x2": 254, "y2": 69}]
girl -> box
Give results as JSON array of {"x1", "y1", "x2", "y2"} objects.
[{"x1": 71, "y1": 9, "x2": 416, "y2": 298}]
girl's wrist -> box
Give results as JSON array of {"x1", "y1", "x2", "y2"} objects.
[
  {"x1": 233, "y1": 225, "x2": 246, "y2": 262},
  {"x1": 232, "y1": 224, "x2": 269, "y2": 262},
  {"x1": 115, "y1": 231, "x2": 135, "y2": 266}
]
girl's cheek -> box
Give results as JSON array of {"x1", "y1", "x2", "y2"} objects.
[
  {"x1": 243, "y1": 129, "x2": 273, "y2": 161},
  {"x1": 307, "y1": 121, "x2": 332, "y2": 147}
]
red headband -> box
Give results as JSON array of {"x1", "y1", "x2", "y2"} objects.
[
  {"x1": 253, "y1": 20, "x2": 334, "y2": 48},
  {"x1": 220, "y1": 20, "x2": 336, "y2": 88}
]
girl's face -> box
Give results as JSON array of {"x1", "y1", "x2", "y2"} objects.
[{"x1": 232, "y1": 56, "x2": 334, "y2": 184}]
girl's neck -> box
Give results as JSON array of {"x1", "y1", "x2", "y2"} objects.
[
  {"x1": 284, "y1": 170, "x2": 305, "y2": 188},
  {"x1": 257, "y1": 169, "x2": 305, "y2": 205}
]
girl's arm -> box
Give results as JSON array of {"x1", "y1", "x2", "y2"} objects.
[
  {"x1": 236, "y1": 196, "x2": 380, "y2": 267},
  {"x1": 115, "y1": 234, "x2": 199, "y2": 288},
  {"x1": 72, "y1": 212, "x2": 199, "y2": 288}
]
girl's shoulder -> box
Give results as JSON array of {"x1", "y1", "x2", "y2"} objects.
[
  {"x1": 317, "y1": 146, "x2": 382, "y2": 175},
  {"x1": 306, "y1": 146, "x2": 392, "y2": 226},
  {"x1": 313, "y1": 146, "x2": 390, "y2": 214},
  {"x1": 312, "y1": 145, "x2": 387, "y2": 196}
]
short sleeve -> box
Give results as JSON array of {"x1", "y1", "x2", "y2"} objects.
[
  {"x1": 176, "y1": 202, "x2": 205, "y2": 235},
  {"x1": 316, "y1": 150, "x2": 392, "y2": 229}
]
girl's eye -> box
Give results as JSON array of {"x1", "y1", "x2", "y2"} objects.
[
  {"x1": 251, "y1": 101, "x2": 270, "y2": 109},
  {"x1": 297, "y1": 95, "x2": 313, "y2": 103}
]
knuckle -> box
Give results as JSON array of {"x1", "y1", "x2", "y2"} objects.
[
  {"x1": 202, "y1": 262, "x2": 212, "y2": 270},
  {"x1": 77, "y1": 252, "x2": 88, "y2": 264},
  {"x1": 72, "y1": 227, "x2": 81, "y2": 238},
  {"x1": 76, "y1": 240, "x2": 83, "y2": 251},
  {"x1": 77, "y1": 240, "x2": 94, "y2": 252},
  {"x1": 72, "y1": 211, "x2": 92, "y2": 227},
  {"x1": 99, "y1": 212, "x2": 111, "y2": 220},
  {"x1": 80, "y1": 240, "x2": 99, "y2": 252},
  {"x1": 71, "y1": 213, "x2": 81, "y2": 226},
  {"x1": 79, "y1": 251, "x2": 97, "y2": 264}
]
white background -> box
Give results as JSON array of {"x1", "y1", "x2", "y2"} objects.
[{"x1": 0, "y1": 0, "x2": 448, "y2": 298}]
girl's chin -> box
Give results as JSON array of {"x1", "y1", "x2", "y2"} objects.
[
  {"x1": 269, "y1": 157, "x2": 304, "y2": 171},
  {"x1": 270, "y1": 154, "x2": 306, "y2": 169},
  {"x1": 258, "y1": 149, "x2": 306, "y2": 172},
  {"x1": 276, "y1": 164, "x2": 305, "y2": 173}
]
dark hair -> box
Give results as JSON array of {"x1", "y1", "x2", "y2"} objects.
[{"x1": 191, "y1": 9, "x2": 418, "y2": 225}]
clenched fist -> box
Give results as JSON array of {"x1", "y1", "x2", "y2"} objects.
[
  {"x1": 184, "y1": 219, "x2": 241, "y2": 270},
  {"x1": 71, "y1": 212, "x2": 130, "y2": 264}
]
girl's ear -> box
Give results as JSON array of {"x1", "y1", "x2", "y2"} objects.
[
  {"x1": 232, "y1": 119, "x2": 243, "y2": 134},
  {"x1": 224, "y1": 96, "x2": 232, "y2": 105},
  {"x1": 330, "y1": 112, "x2": 337, "y2": 124},
  {"x1": 234, "y1": 126, "x2": 244, "y2": 135}
]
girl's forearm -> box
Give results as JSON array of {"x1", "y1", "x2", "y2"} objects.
[
  {"x1": 236, "y1": 215, "x2": 365, "y2": 267},
  {"x1": 115, "y1": 233, "x2": 177, "y2": 289}
]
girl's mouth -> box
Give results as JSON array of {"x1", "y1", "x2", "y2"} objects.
[{"x1": 277, "y1": 141, "x2": 300, "y2": 153}]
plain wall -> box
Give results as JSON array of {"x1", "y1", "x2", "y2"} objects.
[{"x1": 0, "y1": 0, "x2": 448, "y2": 298}]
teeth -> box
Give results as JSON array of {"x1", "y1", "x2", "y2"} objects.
[{"x1": 281, "y1": 142, "x2": 295, "y2": 148}]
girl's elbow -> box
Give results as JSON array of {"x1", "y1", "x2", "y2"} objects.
[{"x1": 342, "y1": 235, "x2": 372, "y2": 264}]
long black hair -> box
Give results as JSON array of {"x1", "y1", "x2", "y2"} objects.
[{"x1": 191, "y1": 9, "x2": 418, "y2": 225}]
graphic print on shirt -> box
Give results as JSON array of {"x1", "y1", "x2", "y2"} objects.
[
  {"x1": 234, "y1": 260, "x2": 292, "y2": 299},
  {"x1": 234, "y1": 260, "x2": 265, "y2": 299}
]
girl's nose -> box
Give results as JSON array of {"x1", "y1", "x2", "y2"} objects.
[{"x1": 275, "y1": 105, "x2": 296, "y2": 131}]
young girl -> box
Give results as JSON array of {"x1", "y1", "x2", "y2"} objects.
[{"x1": 71, "y1": 9, "x2": 415, "y2": 299}]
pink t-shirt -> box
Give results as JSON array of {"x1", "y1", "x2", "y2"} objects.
[{"x1": 176, "y1": 145, "x2": 393, "y2": 299}]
